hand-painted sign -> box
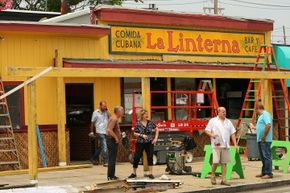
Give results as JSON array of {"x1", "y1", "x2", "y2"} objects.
[{"x1": 110, "y1": 26, "x2": 265, "y2": 57}]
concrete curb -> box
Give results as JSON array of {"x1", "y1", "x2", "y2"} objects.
[{"x1": 182, "y1": 179, "x2": 290, "y2": 193}]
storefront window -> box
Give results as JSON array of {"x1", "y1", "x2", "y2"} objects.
[
  {"x1": 172, "y1": 78, "x2": 196, "y2": 120},
  {"x1": 4, "y1": 83, "x2": 24, "y2": 129},
  {"x1": 150, "y1": 78, "x2": 168, "y2": 121},
  {"x1": 122, "y1": 78, "x2": 141, "y2": 123},
  {"x1": 216, "y1": 79, "x2": 249, "y2": 119},
  {"x1": 173, "y1": 78, "x2": 196, "y2": 91}
]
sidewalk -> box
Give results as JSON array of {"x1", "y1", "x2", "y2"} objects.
[{"x1": 1, "y1": 156, "x2": 290, "y2": 193}]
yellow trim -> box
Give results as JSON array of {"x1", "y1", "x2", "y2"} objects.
[
  {"x1": 141, "y1": 77, "x2": 150, "y2": 172},
  {"x1": 56, "y1": 51, "x2": 67, "y2": 165},
  {"x1": 27, "y1": 81, "x2": 38, "y2": 181},
  {"x1": 7, "y1": 67, "x2": 290, "y2": 79},
  {"x1": 167, "y1": 78, "x2": 172, "y2": 120}
]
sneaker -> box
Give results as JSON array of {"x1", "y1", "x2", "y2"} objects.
[
  {"x1": 221, "y1": 181, "x2": 231, "y2": 186},
  {"x1": 256, "y1": 174, "x2": 263, "y2": 178},
  {"x1": 103, "y1": 163, "x2": 108, "y2": 167},
  {"x1": 211, "y1": 176, "x2": 217, "y2": 185},
  {"x1": 148, "y1": 174, "x2": 155, "y2": 179},
  {"x1": 128, "y1": 173, "x2": 137, "y2": 179}
]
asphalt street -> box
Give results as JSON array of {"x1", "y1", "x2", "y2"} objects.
[{"x1": 241, "y1": 186, "x2": 290, "y2": 193}]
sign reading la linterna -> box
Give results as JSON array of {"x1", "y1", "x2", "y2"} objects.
[{"x1": 110, "y1": 26, "x2": 265, "y2": 58}]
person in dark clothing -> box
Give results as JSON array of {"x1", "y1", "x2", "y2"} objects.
[
  {"x1": 106, "y1": 106, "x2": 124, "y2": 181},
  {"x1": 128, "y1": 109, "x2": 159, "y2": 179}
]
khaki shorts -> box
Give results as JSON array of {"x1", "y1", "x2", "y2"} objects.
[{"x1": 212, "y1": 148, "x2": 230, "y2": 164}]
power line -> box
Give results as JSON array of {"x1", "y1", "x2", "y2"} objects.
[
  {"x1": 220, "y1": 1, "x2": 290, "y2": 10},
  {"x1": 273, "y1": 27, "x2": 284, "y2": 31},
  {"x1": 124, "y1": 0, "x2": 208, "y2": 6},
  {"x1": 227, "y1": 0, "x2": 290, "y2": 8},
  {"x1": 272, "y1": 35, "x2": 290, "y2": 37}
]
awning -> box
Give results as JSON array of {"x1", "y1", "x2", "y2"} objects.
[
  {"x1": 274, "y1": 45, "x2": 290, "y2": 87},
  {"x1": 7, "y1": 59, "x2": 290, "y2": 79}
]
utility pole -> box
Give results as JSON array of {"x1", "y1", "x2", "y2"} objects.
[
  {"x1": 203, "y1": 0, "x2": 224, "y2": 15},
  {"x1": 283, "y1": 26, "x2": 287, "y2": 45},
  {"x1": 214, "y1": 0, "x2": 218, "y2": 15}
]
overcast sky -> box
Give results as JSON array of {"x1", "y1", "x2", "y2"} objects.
[{"x1": 122, "y1": 0, "x2": 290, "y2": 44}]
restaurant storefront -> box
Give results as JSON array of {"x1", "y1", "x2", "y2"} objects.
[{"x1": 0, "y1": 6, "x2": 276, "y2": 171}]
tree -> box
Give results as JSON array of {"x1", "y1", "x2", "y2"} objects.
[
  {"x1": 12, "y1": 0, "x2": 83, "y2": 11},
  {"x1": 12, "y1": 0, "x2": 143, "y2": 12}
]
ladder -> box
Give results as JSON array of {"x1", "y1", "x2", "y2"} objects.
[
  {"x1": 271, "y1": 47, "x2": 290, "y2": 140},
  {"x1": 0, "y1": 81, "x2": 21, "y2": 169},
  {"x1": 236, "y1": 46, "x2": 265, "y2": 130},
  {"x1": 197, "y1": 80, "x2": 219, "y2": 117},
  {"x1": 236, "y1": 45, "x2": 290, "y2": 140},
  {"x1": 271, "y1": 79, "x2": 289, "y2": 139}
]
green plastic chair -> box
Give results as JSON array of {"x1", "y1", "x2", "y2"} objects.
[{"x1": 200, "y1": 145, "x2": 244, "y2": 180}]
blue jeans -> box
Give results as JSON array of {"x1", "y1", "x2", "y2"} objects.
[
  {"x1": 258, "y1": 142, "x2": 273, "y2": 176},
  {"x1": 91, "y1": 134, "x2": 108, "y2": 163}
]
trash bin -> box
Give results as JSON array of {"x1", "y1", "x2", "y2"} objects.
[{"x1": 246, "y1": 133, "x2": 261, "y2": 161}]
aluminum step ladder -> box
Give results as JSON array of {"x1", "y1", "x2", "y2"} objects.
[{"x1": 0, "y1": 81, "x2": 21, "y2": 169}]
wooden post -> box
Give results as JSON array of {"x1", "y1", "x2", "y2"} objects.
[
  {"x1": 56, "y1": 50, "x2": 67, "y2": 166},
  {"x1": 167, "y1": 78, "x2": 172, "y2": 120},
  {"x1": 212, "y1": 78, "x2": 217, "y2": 110},
  {"x1": 285, "y1": 99, "x2": 289, "y2": 141},
  {"x1": 141, "y1": 77, "x2": 150, "y2": 174},
  {"x1": 261, "y1": 79, "x2": 273, "y2": 115},
  {"x1": 27, "y1": 81, "x2": 38, "y2": 183}
]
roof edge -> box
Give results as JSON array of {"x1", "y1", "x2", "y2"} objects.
[
  {"x1": 0, "y1": 21, "x2": 110, "y2": 36},
  {"x1": 94, "y1": 5, "x2": 273, "y2": 32},
  {"x1": 40, "y1": 9, "x2": 90, "y2": 23}
]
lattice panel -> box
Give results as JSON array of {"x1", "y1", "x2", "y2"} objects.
[{"x1": 0, "y1": 130, "x2": 70, "y2": 171}]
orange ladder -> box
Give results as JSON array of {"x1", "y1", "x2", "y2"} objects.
[
  {"x1": 197, "y1": 80, "x2": 219, "y2": 117},
  {"x1": 237, "y1": 45, "x2": 290, "y2": 140}
]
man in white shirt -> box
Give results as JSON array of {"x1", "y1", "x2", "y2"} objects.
[
  {"x1": 205, "y1": 107, "x2": 238, "y2": 186},
  {"x1": 89, "y1": 101, "x2": 110, "y2": 166}
]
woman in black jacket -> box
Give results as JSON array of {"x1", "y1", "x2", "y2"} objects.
[{"x1": 128, "y1": 109, "x2": 159, "y2": 179}]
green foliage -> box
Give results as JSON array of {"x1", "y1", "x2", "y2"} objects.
[
  {"x1": 13, "y1": 0, "x2": 143, "y2": 12},
  {"x1": 46, "y1": 0, "x2": 83, "y2": 12},
  {"x1": 46, "y1": 0, "x2": 61, "y2": 12}
]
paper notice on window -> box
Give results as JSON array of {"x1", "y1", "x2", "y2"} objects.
[
  {"x1": 197, "y1": 93, "x2": 204, "y2": 104},
  {"x1": 124, "y1": 94, "x2": 142, "y2": 114},
  {"x1": 176, "y1": 94, "x2": 188, "y2": 105}
]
